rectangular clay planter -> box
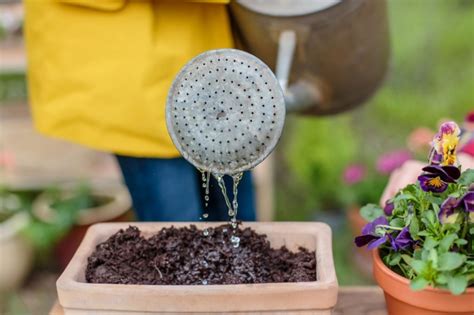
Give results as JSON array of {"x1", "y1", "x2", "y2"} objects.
[{"x1": 57, "y1": 222, "x2": 338, "y2": 314}]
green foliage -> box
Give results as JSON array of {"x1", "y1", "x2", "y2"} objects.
[
  {"x1": 0, "y1": 189, "x2": 24, "y2": 222},
  {"x1": 459, "y1": 169, "x2": 474, "y2": 186},
  {"x1": 284, "y1": 115, "x2": 358, "y2": 212},
  {"x1": 343, "y1": 174, "x2": 388, "y2": 208},
  {"x1": 360, "y1": 204, "x2": 384, "y2": 222},
  {"x1": 0, "y1": 73, "x2": 28, "y2": 103},
  {"x1": 1, "y1": 185, "x2": 95, "y2": 253},
  {"x1": 21, "y1": 185, "x2": 94, "y2": 252}
]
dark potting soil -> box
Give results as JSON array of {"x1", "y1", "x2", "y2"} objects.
[{"x1": 85, "y1": 224, "x2": 316, "y2": 285}]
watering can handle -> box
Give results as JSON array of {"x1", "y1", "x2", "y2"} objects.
[
  {"x1": 276, "y1": 30, "x2": 321, "y2": 112},
  {"x1": 275, "y1": 30, "x2": 296, "y2": 93}
]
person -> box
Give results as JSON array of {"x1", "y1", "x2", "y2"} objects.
[{"x1": 24, "y1": 0, "x2": 256, "y2": 221}]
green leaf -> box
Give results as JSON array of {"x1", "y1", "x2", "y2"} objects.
[
  {"x1": 401, "y1": 254, "x2": 413, "y2": 265},
  {"x1": 413, "y1": 249, "x2": 422, "y2": 260},
  {"x1": 458, "y1": 169, "x2": 474, "y2": 186},
  {"x1": 425, "y1": 195, "x2": 443, "y2": 205},
  {"x1": 394, "y1": 193, "x2": 418, "y2": 203},
  {"x1": 389, "y1": 253, "x2": 401, "y2": 266},
  {"x1": 425, "y1": 210, "x2": 437, "y2": 225},
  {"x1": 438, "y1": 252, "x2": 466, "y2": 271},
  {"x1": 411, "y1": 260, "x2": 427, "y2": 274},
  {"x1": 389, "y1": 218, "x2": 405, "y2": 228},
  {"x1": 424, "y1": 238, "x2": 438, "y2": 250},
  {"x1": 447, "y1": 275, "x2": 468, "y2": 295},
  {"x1": 360, "y1": 204, "x2": 384, "y2": 222},
  {"x1": 436, "y1": 273, "x2": 448, "y2": 285},
  {"x1": 428, "y1": 249, "x2": 438, "y2": 267},
  {"x1": 410, "y1": 276, "x2": 429, "y2": 291},
  {"x1": 409, "y1": 216, "x2": 419, "y2": 238},
  {"x1": 439, "y1": 234, "x2": 457, "y2": 253},
  {"x1": 454, "y1": 239, "x2": 467, "y2": 246}
]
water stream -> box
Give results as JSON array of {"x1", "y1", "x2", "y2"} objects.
[{"x1": 198, "y1": 169, "x2": 243, "y2": 248}]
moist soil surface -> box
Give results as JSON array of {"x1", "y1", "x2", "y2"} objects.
[{"x1": 86, "y1": 224, "x2": 316, "y2": 285}]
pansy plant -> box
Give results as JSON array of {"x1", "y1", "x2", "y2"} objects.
[{"x1": 355, "y1": 121, "x2": 474, "y2": 295}]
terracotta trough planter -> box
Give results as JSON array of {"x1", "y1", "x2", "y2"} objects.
[
  {"x1": 57, "y1": 222, "x2": 338, "y2": 314},
  {"x1": 373, "y1": 250, "x2": 474, "y2": 315}
]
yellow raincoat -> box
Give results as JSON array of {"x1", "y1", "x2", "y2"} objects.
[{"x1": 24, "y1": 0, "x2": 233, "y2": 157}]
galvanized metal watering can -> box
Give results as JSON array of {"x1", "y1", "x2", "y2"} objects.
[
  {"x1": 166, "y1": 0, "x2": 390, "y2": 174},
  {"x1": 229, "y1": 0, "x2": 390, "y2": 115}
]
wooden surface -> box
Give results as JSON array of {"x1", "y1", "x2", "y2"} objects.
[
  {"x1": 334, "y1": 286, "x2": 386, "y2": 315},
  {"x1": 50, "y1": 286, "x2": 387, "y2": 315}
]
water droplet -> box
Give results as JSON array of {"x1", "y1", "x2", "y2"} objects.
[
  {"x1": 204, "y1": 195, "x2": 209, "y2": 201},
  {"x1": 223, "y1": 228, "x2": 227, "y2": 233},
  {"x1": 202, "y1": 213, "x2": 209, "y2": 219},
  {"x1": 203, "y1": 229, "x2": 209, "y2": 236},
  {"x1": 231, "y1": 235, "x2": 240, "y2": 248},
  {"x1": 202, "y1": 280, "x2": 208, "y2": 285}
]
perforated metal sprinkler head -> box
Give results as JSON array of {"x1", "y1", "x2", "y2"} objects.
[{"x1": 166, "y1": 49, "x2": 286, "y2": 175}]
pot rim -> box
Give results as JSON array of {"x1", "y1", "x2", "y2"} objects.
[
  {"x1": 0, "y1": 211, "x2": 30, "y2": 241},
  {"x1": 32, "y1": 184, "x2": 131, "y2": 226},
  {"x1": 372, "y1": 249, "x2": 474, "y2": 294}
]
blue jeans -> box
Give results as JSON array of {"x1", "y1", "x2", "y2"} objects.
[{"x1": 115, "y1": 156, "x2": 256, "y2": 222}]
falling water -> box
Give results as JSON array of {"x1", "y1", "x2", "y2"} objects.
[
  {"x1": 200, "y1": 170, "x2": 211, "y2": 236},
  {"x1": 197, "y1": 170, "x2": 244, "y2": 245},
  {"x1": 214, "y1": 173, "x2": 243, "y2": 248}
]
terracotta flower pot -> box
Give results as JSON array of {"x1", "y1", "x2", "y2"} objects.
[
  {"x1": 32, "y1": 183, "x2": 132, "y2": 269},
  {"x1": 57, "y1": 222, "x2": 338, "y2": 314},
  {"x1": 372, "y1": 250, "x2": 474, "y2": 315},
  {"x1": 347, "y1": 206, "x2": 372, "y2": 277}
]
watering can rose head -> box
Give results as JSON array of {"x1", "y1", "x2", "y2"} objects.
[{"x1": 354, "y1": 121, "x2": 474, "y2": 295}]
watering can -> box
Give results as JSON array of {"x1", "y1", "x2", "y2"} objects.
[{"x1": 229, "y1": 0, "x2": 390, "y2": 115}]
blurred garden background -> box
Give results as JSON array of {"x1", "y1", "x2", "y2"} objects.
[{"x1": 0, "y1": 0, "x2": 473, "y2": 313}]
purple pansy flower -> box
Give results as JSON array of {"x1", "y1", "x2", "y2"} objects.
[
  {"x1": 430, "y1": 121, "x2": 460, "y2": 166},
  {"x1": 429, "y1": 151, "x2": 443, "y2": 166},
  {"x1": 439, "y1": 187, "x2": 474, "y2": 218},
  {"x1": 418, "y1": 165, "x2": 461, "y2": 193},
  {"x1": 390, "y1": 227, "x2": 413, "y2": 251},
  {"x1": 354, "y1": 216, "x2": 389, "y2": 249},
  {"x1": 384, "y1": 201, "x2": 395, "y2": 216},
  {"x1": 376, "y1": 150, "x2": 412, "y2": 175}
]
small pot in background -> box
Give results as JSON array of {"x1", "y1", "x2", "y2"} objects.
[
  {"x1": 347, "y1": 206, "x2": 372, "y2": 278},
  {"x1": 373, "y1": 250, "x2": 474, "y2": 315},
  {"x1": 0, "y1": 211, "x2": 34, "y2": 293},
  {"x1": 32, "y1": 183, "x2": 132, "y2": 269}
]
